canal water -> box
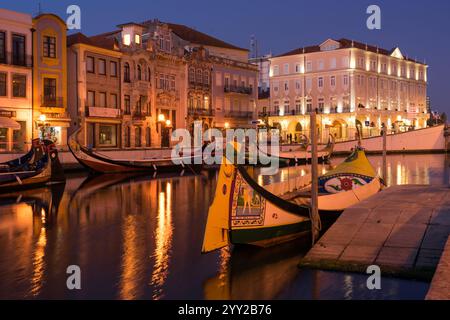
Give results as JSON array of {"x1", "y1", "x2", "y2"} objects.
[{"x1": 0, "y1": 154, "x2": 447, "y2": 299}]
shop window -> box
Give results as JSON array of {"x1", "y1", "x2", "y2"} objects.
[{"x1": 99, "y1": 125, "x2": 117, "y2": 147}]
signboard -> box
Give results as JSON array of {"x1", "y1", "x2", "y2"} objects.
[{"x1": 89, "y1": 107, "x2": 120, "y2": 118}]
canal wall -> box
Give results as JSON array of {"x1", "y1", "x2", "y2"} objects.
[
  {"x1": 299, "y1": 185, "x2": 450, "y2": 281},
  {"x1": 0, "y1": 148, "x2": 174, "y2": 171},
  {"x1": 426, "y1": 236, "x2": 450, "y2": 299},
  {"x1": 333, "y1": 125, "x2": 446, "y2": 155}
]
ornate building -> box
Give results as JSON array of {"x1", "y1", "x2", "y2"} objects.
[
  {"x1": 267, "y1": 38, "x2": 429, "y2": 143},
  {"x1": 33, "y1": 13, "x2": 71, "y2": 149}
]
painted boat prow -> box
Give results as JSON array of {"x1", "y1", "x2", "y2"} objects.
[{"x1": 201, "y1": 159, "x2": 234, "y2": 253}]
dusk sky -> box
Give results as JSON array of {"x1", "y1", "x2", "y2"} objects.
[{"x1": 3, "y1": 0, "x2": 450, "y2": 114}]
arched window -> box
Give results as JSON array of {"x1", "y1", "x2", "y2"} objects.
[
  {"x1": 295, "y1": 122, "x2": 302, "y2": 132},
  {"x1": 147, "y1": 67, "x2": 151, "y2": 82},
  {"x1": 189, "y1": 68, "x2": 195, "y2": 83},
  {"x1": 137, "y1": 65, "x2": 142, "y2": 81},
  {"x1": 146, "y1": 127, "x2": 151, "y2": 147},
  {"x1": 135, "y1": 126, "x2": 141, "y2": 147},
  {"x1": 124, "y1": 63, "x2": 130, "y2": 82},
  {"x1": 203, "y1": 71, "x2": 210, "y2": 85},
  {"x1": 196, "y1": 69, "x2": 202, "y2": 83}
]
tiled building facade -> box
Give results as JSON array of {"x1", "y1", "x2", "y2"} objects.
[{"x1": 266, "y1": 38, "x2": 429, "y2": 143}]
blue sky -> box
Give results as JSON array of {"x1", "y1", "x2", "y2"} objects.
[{"x1": 3, "y1": 0, "x2": 450, "y2": 114}]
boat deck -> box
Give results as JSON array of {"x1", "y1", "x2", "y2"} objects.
[{"x1": 299, "y1": 185, "x2": 450, "y2": 280}]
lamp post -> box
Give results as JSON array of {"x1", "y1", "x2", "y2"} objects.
[
  {"x1": 38, "y1": 114, "x2": 47, "y2": 140},
  {"x1": 157, "y1": 114, "x2": 165, "y2": 147}
]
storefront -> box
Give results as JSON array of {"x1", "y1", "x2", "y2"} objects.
[
  {"x1": 86, "y1": 122, "x2": 121, "y2": 149},
  {"x1": 0, "y1": 115, "x2": 27, "y2": 152}
]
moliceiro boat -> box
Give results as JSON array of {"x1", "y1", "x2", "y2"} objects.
[
  {"x1": 0, "y1": 140, "x2": 65, "y2": 192},
  {"x1": 202, "y1": 146, "x2": 381, "y2": 252},
  {"x1": 258, "y1": 135, "x2": 335, "y2": 167},
  {"x1": 68, "y1": 128, "x2": 203, "y2": 174}
]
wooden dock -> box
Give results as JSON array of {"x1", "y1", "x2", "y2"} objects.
[{"x1": 300, "y1": 185, "x2": 450, "y2": 280}]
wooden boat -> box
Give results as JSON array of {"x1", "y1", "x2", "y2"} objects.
[
  {"x1": 257, "y1": 135, "x2": 335, "y2": 167},
  {"x1": 0, "y1": 138, "x2": 42, "y2": 172},
  {"x1": 68, "y1": 128, "x2": 204, "y2": 174},
  {"x1": 201, "y1": 146, "x2": 381, "y2": 252},
  {"x1": 0, "y1": 141, "x2": 65, "y2": 192}
]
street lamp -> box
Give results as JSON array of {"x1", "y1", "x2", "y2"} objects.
[{"x1": 224, "y1": 122, "x2": 230, "y2": 129}]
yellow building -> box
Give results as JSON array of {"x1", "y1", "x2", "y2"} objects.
[{"x1": 33, "y1": 13, "x2": 71, "y2": 149}]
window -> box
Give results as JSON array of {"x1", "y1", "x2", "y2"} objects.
[
  {"x1": 295, "y1": 80, "x2": 301, "y2": 90},
  {"x1": 0, "y1": 73, "x2": 6, "y2": 96},
  {"x1": 123, "y1": 34, "x2": 131, "y2": 46},
  {"x1": 273, "y1": 81, "x2": 279, "y2": 93},
  {"x1": 196, "y1": 69, "x2": 202, "y2": 83},
  {"x1": 99, "y1": 125, "x2": 117, "y2": 147},
  {"x1": 0, "y1": 32, "x2": 5, "y2": 63},
  {"x1": 135, "y1": 34, "x2": 141, "y2": 44},
  {"x1": 137, "y1": 65, "x2": 142, "y2": 80},
  {"x1": 146, "y1": 127, "x2": 151, "y2": 147},
  {"x1": 12, "y1": 74, "x2": 26, "y2": 97},
  {"x1": 110, "y1": 61, "x2": 117, "y2": 77},
  {"x1": 87, "y1": 90, "x2": 95, "y2": 106},
  {"x1": 342, "y1": 57, "x2": 349, "y2": 68},
  {"x1": 43, "y1": 36, "x2": 56, "y2": 58},
  {"x1": 370, "y1": 60, "x2": 377, "y2": 71},
  {"x1": 124, "y1": 95, "x2": 131, "y2": 114},
  {"x1": 306, "y1": 78, "x2": 312, "y2": 90},
  {"x1": 330, "y1": 76, "x2": 336, "y2": 87},
  {"x1": 124, "y1": 63, "x2": 130, "y2": 82},
  {"x1": 343, "y1": 75, "x2": 349, "y2": 86},
  {"x1": 110, "y1": 93, "x2": 117, "y2": 108},
  {"x1": 124, "y1": 126, "x2": 130, "y2": 147},
  {"x1": 189, "y1": 68, "x2": 195, "y2": 83},
  {"x1": 306, "y1": 98, "x2": 313, "y2": 112},
  {"x1": 86, "y1": 56, "x2": 95, "y2": 73},
  {"x1": 98, "y1": 59, "x2": 106, "y2": 75},
  {"x1": 273, "y1": 65, "x2": 279, "y2": 76},
  {"x1": 295, "y1": 64, "x2": 301, "y2": 73},
  {"x1": 170, "y1": 75, "x2": 175, "y2": 90},
  {"x1": 12, "y1": 34, "x2": 25, "y2": 66},
  {"x1": 330, "y1": 58, "x2": 336, "y2": 69},
  {"x1": 135, "y1": 126, "x2": 141, "y2": 147},
  {"x1": 283, "y1": 100, "x2": 290, "y2": 114},
  {"x1": 306, "y1": 61, "x2": 312, "y2": 72},
  {"x1": 318, "y1": 60, "x2": 324, "y2": 70},
  {"x1": 318, "y1": 77, "x2": 323, "y2": 88},
  {"x1": 318, "y1": 98, "x2": 324, "y2": 112},
  {"x1": 147, "y1": 67, "x2": 151, "y2": 81},
  {"x1": 283, "y1": 63, "x2": 289, "y2": 74},
  {"x1": 284, "y1": 81, "x2": 289, "y2": 91},
  {"x1": 99, "y1": 92, "x2": 106, "y2": 107},
  {"x1": 358, "y1": 57, "x2": 365, "y2": 68},
  {"x1": 43, "y1": 78, "x2": 56, "y2": 102}
]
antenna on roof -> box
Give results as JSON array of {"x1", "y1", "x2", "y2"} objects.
[
  {"x1": 302, "y1": 47, "x2": 305, "y2": 54},
  {"x1": 351, "y1": 40, "x2": 354, "y2": 47}
]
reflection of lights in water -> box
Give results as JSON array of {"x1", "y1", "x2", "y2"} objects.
[
  {"x1": 30, "y1": 227, "x2": 46, "y2": 297},
  {"x1": 150, "y1": 182, "x2": 173, "y2": 300},
  {"x1": 119, "y1": 215, "x2": 141, "y2": 300},
  {"x1": 343, "y1": 275, "x2": 353, "y2": 300},
  {"x1": 396, "y1": 162, "x2": 402, "y2": 185},
  {"x1": 40, "y1": 208, "x2": 46, "y2": 225},
  {"x1": 217, "y1": 247, "x2": 231, "y2": 285},
  {"x1": 258, "y1": 175, "x2": 263, "y2": 186}
]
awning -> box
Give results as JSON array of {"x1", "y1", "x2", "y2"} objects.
[{"x1": 0, "y1": 117, "x2": 21, "y2": 130}]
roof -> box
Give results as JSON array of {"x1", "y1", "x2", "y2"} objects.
[
  {"x1": 67, "y1": 32, "x2": 119, "y2": 51},
  {"x1": 275, "y1": 38, "x2": 425, "y2": 64},
  {"x1": 164, "y1": 22, "x2": 249, "y2": 52}
]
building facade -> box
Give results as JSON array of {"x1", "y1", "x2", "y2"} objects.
[
  {"x1": 0, "y1": 8, "x2": 33, "y2": 152},
  {"x1": 267, "y1": 38, "x2": 429, "y2": 143},
  {"x1": 67, "y1": 33, "x2": 123, "y2": 149},
  {"x1": 33, "y1": 13, "x2": 70, "y2": 148}
]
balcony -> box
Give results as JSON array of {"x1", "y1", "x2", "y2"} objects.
[
  {"x1": 189, "y1": 81, "x2": 210, "y2": 90},
  {"x1": 41, "y1": 96, "x2": 64, "y2": 108},
  {"x1": 225, "y1": 111, "x2": 254, "y2": 119},
  {"x1": 224, "y1": 85, "x2": 253, "y2": 95},
  {"x1": 188, "y1": 107, "x2": 214, "y2": 117},
  {"x1": 132, "y1": 111, "x2": 148, "y2": 120},
  {"x1": 0, "y1": 52, "x2": 33, "y2": 67},
  {"x1": 85, "y1": 106, "x2": 121, "y2": 118}
]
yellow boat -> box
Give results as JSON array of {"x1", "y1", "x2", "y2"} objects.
[{"x1": 202, "y1": 147, "x2": 382, "y2": 252}]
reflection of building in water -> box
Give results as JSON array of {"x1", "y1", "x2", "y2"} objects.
[{"x1": 150, "y1": 181, "x2": 173, "y2": 300}]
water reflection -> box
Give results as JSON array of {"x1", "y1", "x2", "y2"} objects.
[{"x1": 0, "y1": 154, "x2": 445, "y2": 299}]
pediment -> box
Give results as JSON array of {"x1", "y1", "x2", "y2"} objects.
[{"x1": 319, "y1": 39, "x2": 341, "y2": 51}]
